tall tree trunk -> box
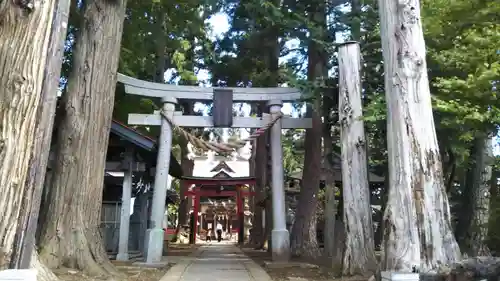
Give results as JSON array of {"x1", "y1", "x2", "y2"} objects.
[
  {"x1": 487, "y1": 164, "x2": 499, "y2": 253},
  {"x1": 37, "y1": 0, "x2": 127, "y2": 276},
  {"x1": 0, "y1": 0, "x2": 52, "y2": 270},
  {"x1": 248, "y1": 121, "x2": 258, "y2": 245},
  {"x1": 445, "y1": 149, "x2": 457, "y2": 193},
  {"x1": 150, "y1": 7, "x2": 193, "y2": 236},
  {"x1": 322, "y1": 116, "x2": 337, "y2": 262},
  {"x1": 255, "y1": 103, "x2": 270, "y2": 249},
  {"x1": 322, "y1": 86, "x2": 338, "y2": 263},
  {"x1": 290, "y1": 102, "x2": 322, "y2": 259},
  {"x1": 175, "y1": 33, "x2": 198, "y2": 232},
  {"x1": 153, "y1": 5, "x2": 166, "y2": 83},
  {"x1": 23, "y1": 1, "x2": 71, "y2": 279},
  {"x1": 177, "y1": 102, "x2": 195, "y2": 230},
  {"x1": 456, "y1": 136, "x2": 493, "y2": 256},
  {"x1": 0, "y1": 0, "x2": 68, "y2": 275},
  {"x1": 264, "y1": 190, "x2": 273, "y2": 253},
  {"x1": 256, "y1": 12, "x2": 280, "y2": 248},
  {"x1": 378, "y1": 0, "x2": 461, "y2": 271},
  {"x1": 290, "y1": 0, "x2": 326, "y2": 260},
  {"x1": 350, "y1": 0, "x2": 362, "y2": 40},
  {"x1": 338, "y1": 42, "x2": 377, "y2": 275},
  {"x1": 177, "y1": 156, "x2": 193, "y2": 229},
  {"x1": 374, "y1": 163, "x2": 389, "y2": 251},
  {"x1": 490, "y1": 168, "x2": 498, "y2": 210}
]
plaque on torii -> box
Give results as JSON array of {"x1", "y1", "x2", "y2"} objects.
[
  {"x1": 213, "y1": 88, "x2": 233, "y2": 127},
  {"x1": 117, "y1": 73, "x2": 312, "y2": 264}
]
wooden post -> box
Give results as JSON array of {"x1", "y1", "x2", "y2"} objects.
[
  {"x1": 193, "y1": 191, "x2": 200, "y2": 243},
  {"x1": 338, "y1": 41, "x2": 377, "y2": 274},
  {"x1": 137, "y1": 191, "x2": 149, "y2": 253},
  {"x1": 117, "y1": 148, "x2": 134, "y2": 261},
  {"x1": 146, "y1": 97, "x2": 176, "y2": 264},
  {"x1": 268, "y1": 100, "x2": 290, "y2": 262}
]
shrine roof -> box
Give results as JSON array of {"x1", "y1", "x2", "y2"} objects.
[
  {"x1": 111, "y1": 120, "x2": 183, "y2": 178},
  {"x1": 181, "y1": 176, "x2": 255, "y2": 184}
]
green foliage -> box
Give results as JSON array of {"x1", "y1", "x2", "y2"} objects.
[
  {"x1": 423, "y1": 0, "x2": 500, "y2": 156},
  {"x1": 282, "y1": 130, "x2": 305, "y2": 176}
]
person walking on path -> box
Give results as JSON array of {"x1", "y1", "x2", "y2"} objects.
[
  {"x1": 206, "y1": 228, "x2": 212, "y2": 243},
  {"x1": 216, "y1": 222, "x2": 223, "y2": 242}
]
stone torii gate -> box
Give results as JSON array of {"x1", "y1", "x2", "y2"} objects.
[{"x1": 117, "y1": 74, "x2": 312, "y2": 263}]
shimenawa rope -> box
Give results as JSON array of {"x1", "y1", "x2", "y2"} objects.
[{"x1": 158, "y1": 110, "x2": 283, "y2": 153}]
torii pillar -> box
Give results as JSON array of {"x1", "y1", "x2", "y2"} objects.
[
  {"x1": 145, "y1": 96, "x2": 176, "y2": 264},
  {"x1": 268, "y1": 100, "x2": 290, "y2": 262}
]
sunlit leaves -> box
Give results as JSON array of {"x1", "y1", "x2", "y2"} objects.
[{"x1": 418, "y1": 0, "x2": 500, "y2": 174}]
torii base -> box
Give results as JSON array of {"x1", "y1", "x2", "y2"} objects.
[
  {"x1": 271, "y1": 229, "x2": 290, "y2": 262},
  {"x1": 144, "y1": 228, "x2": 165, "y2": 264}
]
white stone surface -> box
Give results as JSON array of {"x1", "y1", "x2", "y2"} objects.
[
  {"x1": 0, "y1": 269, "x2": 37, "y2": 281},
  {"x1": 381, "y1": 271, "x2": 419, "y2": 281}
]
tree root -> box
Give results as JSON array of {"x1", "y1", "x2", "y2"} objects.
[
  {"x1": 39, "y1": 227, "x2": 125, "y2": 279},
  {"x1": 31, "y1": 252, "x2": 59, "y2": 281},
  {"x1": 437, "y1": 257, "x2": 500, "y2": 281},
  {"x1": 371, "y1": 257, "x2": 500, "y2": 281}
]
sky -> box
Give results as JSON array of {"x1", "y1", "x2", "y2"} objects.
[
  {"x1": 166, "y1": 12, "x2": 301, "y2": 119},
  {"x1": 165, "y1": 11, "x2": 500, "y2": 155}
]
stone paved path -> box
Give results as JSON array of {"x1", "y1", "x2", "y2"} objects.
[{"x1": 160, "y1": 243, "x2": 272, "y2": 281}]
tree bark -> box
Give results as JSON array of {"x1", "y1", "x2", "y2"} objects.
[
  {"x1": 290, "y1": 0, "x2": 326, "y2": 260},
  {"x1": 31, "y1": 252, "x2": 59, "y2": 281},
  {"x1": 264, "y1": 189, "x2": 274, "y2": 252},
  {"x1": 490, "y1": 168, "x2": 498, "y2": 209},
  {"x1": 253, "y1": 103, "x2": 269, "y2": 249},
  {"x1": 37, "y1": 0, "x2": 127, "y2": 276},
  {"x1": 377, "y1": 0, "x2": 461, "y2": 271},
  {"x1": 456, "y1": 136, "x2": 493, "y2": 256},
  {"x1": 248, "y1": 126, "x2": 258, "y2": 245},
  {"x1": 18, "y1": 0, "x2": 71, "y2": 270},
  {"x1": 0, "y1": 0, "x2": 63, "y2": 270},
  {"x1": 323, "y1": 184, "x2": 337, "y2": 259},
  {"x1": 177, "y1": 102, "x2": 195, "y2": 232},
  {"x1": 177, "y1": 154, "x2": 194, "y2": 228},
  {"x1": 374, "y1": 165, "x2": 389, "y2": 251},
  {"x1": 290, "y1": 105, "x2": 322, "y2": 259},
  {"x1": 350, "y1": 0, "x2": 362, "y2": 41},
  {"x1": 322, "y1": 87, "x2": 338, "y2": 263},
  {"x1": 338, "y1": 42, "x2": 377, "y2": 275},
  {"x1": 256, "y1": 7, "x2": 280, "y2": 249},
  {"x1": 445, "y1": 149, "x2": 457, "y2": 194}
]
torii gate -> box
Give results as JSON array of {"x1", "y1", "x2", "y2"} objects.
[{"x1": 117, "y1": 74, "x2": 312, "y2": 263}]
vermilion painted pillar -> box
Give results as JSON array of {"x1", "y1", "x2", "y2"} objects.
[
  {"x1": 192, "y1": 187, "x2": 200, "y2": 243},
  {"x1": 237, "y1": 186, "x2": 244, "y2": 244},
  {"x1": 183, "y1": 181, "x2": 190, "y2": 228}
]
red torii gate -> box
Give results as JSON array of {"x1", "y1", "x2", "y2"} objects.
[{"x1": 181, "y1": 176, "x2": 256, "y2": 243}]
